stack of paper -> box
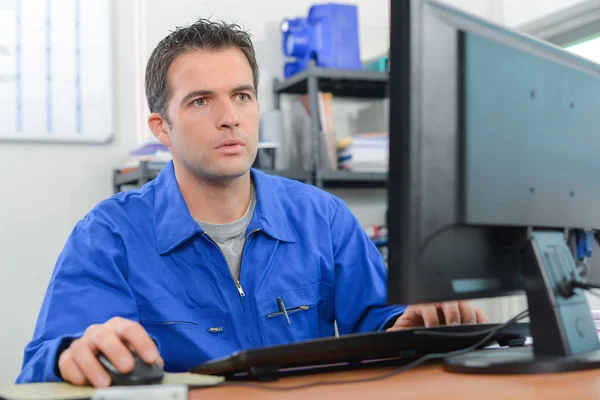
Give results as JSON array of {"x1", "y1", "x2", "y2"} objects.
[
  {"x1": 121, "y1": 142, "x2": 172, "y2": 170},
  {"x1": 337, "y1": 134, "x2": 388, "y2": 172}
]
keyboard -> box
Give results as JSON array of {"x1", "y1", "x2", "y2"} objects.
[{"x1": 189, "y1": 322, "x2": 530, "y2": 381}]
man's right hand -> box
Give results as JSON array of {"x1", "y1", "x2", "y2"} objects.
[{"x1": 57, "y1": 317, "x2": 163, "y2": 388}]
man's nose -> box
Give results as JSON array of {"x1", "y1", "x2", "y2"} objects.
[{"x1": 216, "y1": 99, "x2": 240, "y2": 129}]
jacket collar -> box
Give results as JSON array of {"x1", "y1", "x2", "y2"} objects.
[{"x1": 154, "y1": 162, "x2": 295, "y2": 255}]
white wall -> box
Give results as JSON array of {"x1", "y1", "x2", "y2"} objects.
[
  {"x1": 502, "y1": 0, "x2": 589, "y2": 27},
  {"x1": 0, "y1": 0, "x2": 139, "y2": 383},
  {"x1": 439, "y1": 0, "x2": 504, "y2": 21},
  {"x1": 440, "y1": 0, "x2": 592, "y2": 27}
]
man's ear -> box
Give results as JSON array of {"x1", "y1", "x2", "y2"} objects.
[{"x1": 148, "y1": 112, "x2": 172, "y2": 147}]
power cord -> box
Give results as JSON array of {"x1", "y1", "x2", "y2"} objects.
[
  {"x1": 222, "y1": 309, "x2": 530, "y2": 392},
  {"x1": 557, "y1": 279, "x2": 600, "y2": 297}
]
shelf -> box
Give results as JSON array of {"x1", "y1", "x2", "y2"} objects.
[
  {"x1": 258, "y1": 169, "x2": 312, "y2": 183},
  {"x1": 274, "y1": 67, "x2": 388, "y2": 98},
  {"x1": 113, "y1": 162, "x2": 165, "y2": 187},
  {"x1": 315, "y1": 170, "x2": 388, "y2": 189},
  {"x1": 113, "y1": 162, "x2": 312, "y2": 193}
]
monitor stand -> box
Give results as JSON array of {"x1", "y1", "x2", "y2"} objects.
[{"x1": 444, "y1": 230, "x2": 600, "y2": 374}]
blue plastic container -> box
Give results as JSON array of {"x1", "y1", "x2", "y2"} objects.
[{"x1": 281, "y1": 3, "x2": 361, "y2": 79}]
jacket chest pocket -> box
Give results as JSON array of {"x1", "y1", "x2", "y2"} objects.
[
  {"x1": 257, "y1": 281, "x2": 333, "y2": 346},
  {"x1": 137, "y1": 304, "x2": 231, "y2": 372}
]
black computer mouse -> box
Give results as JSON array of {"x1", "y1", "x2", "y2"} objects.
[{"x1": 97, "y1": 350, "x2": 164, "y2": 386}]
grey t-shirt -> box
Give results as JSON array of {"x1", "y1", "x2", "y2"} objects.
[{"x1": 196, "y1": 183, "x2": 256, "y2": 281}]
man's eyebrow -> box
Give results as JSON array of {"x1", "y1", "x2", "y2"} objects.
[
  {"x1": 180, "y1": 90, "x2": 213, "y2": 106},
  {"x1": 232, "y1": 85, "x2": 256, "y2": 94}
]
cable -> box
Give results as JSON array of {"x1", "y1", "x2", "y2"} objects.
[
  {"x1": 412, "y1": 310, "x2": 530, "y2": 338},
  {"x1": 222, "y1": 309, "x2": 530, "y2": 392},
  {"x1": 574, "y1": 281, "x2": 600, "y2": 290}
]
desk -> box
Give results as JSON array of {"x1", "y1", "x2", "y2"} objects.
[{"x1": 192, "y1": 362, "x2": 600, "y2": 399}]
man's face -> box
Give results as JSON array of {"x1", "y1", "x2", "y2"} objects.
[{"x1": 158, "y1": 47, "x2": 259, "y2": 181}]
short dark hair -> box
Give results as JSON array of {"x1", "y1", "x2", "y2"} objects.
[{"x1": 145, "y1": 18, "x2": 259, "y2": 122}]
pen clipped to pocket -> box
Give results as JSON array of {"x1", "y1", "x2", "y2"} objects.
[
  {"x1": 258, "y1": 282, "x2": 332, "y2": 346},
  {"x1": 267, "y1": 297, "x2": 311, "y2": 324}
]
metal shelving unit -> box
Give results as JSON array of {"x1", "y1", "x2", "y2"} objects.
[
  {"x1": 113, "y1": 162, "x2": 165, "y2": 193},
  {"x1": 273, "y1": 65, "x2": 388, "y2": 99},
  {"x1": 273, "y1": 60, "x2": 389, "y2": 189}
]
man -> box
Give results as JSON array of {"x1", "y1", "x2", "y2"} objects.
[{"x1": 17, "y1": 19, "x2": 487, "y2": 387}]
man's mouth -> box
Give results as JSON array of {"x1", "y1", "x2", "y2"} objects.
[
  {"x1": 216, "y1": 138, "x2": 244, "y2": 148},
  {"x1": 216, "y1": 138, "x2": 245, "y2": 154}
]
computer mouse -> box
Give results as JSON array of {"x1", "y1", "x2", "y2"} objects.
[{"x1": 97, "y1": 350, "x2": 164, "y2": 386}]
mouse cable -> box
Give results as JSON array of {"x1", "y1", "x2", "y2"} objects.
[{"x1": 221, "y1": 309, "x2": 530, "y2": 392}]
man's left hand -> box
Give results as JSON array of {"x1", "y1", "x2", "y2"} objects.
[{"x1": 387, "y1": 301, "x2": 488, "y2": 331}]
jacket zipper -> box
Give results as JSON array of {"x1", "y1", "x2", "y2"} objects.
[
  {"x1": 203, "y1": 228, "x2": 261, "y2": 299},
  {"x1": 238, "y1": 228, "x2": 261, "y2": 347},
  {"x1": 203, "y1": 232, "x2": 248, "y2": 299},
  {"x1": 267, "y1": 305, "x2": 310, "y2": 318},
  {"x1": 234, "y1": 280, "x2": 245, "y2": 297},
  {"x1": 204, "y1": 228, "x2": 262, "y2": 347},
  {"x1": 235, "y1": 228, "x2": 261, "y2": 296}
]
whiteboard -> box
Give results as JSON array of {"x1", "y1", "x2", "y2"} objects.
[{"x1": 0, "y1": 0, "x2": 113, "y2": 143}]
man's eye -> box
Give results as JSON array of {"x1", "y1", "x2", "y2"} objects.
[
  {"x1": 193, "y1": 98, "x2": 206, "y2": 106},
  {"x1": 238, "y1": 93, "x2": 250, "y2": 101}
]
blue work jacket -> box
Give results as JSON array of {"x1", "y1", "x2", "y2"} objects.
[{"x1": 16, "y1": 162, "x2": 405, "y2": 383}]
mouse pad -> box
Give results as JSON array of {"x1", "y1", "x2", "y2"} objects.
[{"x1": 0, "y1": 372, "x2": 224, "y2": 400}]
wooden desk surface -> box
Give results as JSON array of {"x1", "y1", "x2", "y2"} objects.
[{"x1": 191, "y1": 362, "x2": 600, "y2": 399}]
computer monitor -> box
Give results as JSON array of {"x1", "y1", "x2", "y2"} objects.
[{"x1": 387, "y1": 0, "x2": 600, "y2": 373}]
